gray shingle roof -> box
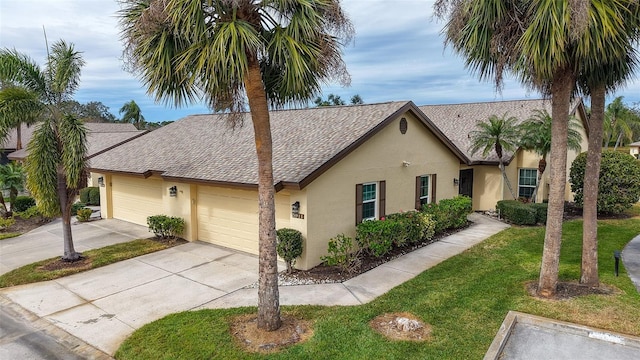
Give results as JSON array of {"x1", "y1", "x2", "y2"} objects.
[
  {"x1": 420, "y1": 99, "x2": 569, "y2": 164},
  {"x1": 90, "y1": 101, "x2": 462, "y2": 187}
]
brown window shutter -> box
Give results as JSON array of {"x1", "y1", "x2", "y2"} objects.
[
  {"x1": 356, "y1": 183, "x2": 363, "y2": 225},
  {"x1": 431, "y1": 174, "x2": 437, "y2": 203},
  {"x1": 379, "y1": 180, "x2": 386, "y2": 218},
  {"x1": 415, "y1": 176, "x2": 422, "y2": 210}
]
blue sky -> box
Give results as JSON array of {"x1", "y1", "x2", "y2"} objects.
[{"x1": 1, "y1": 0, "x2": 639, "y2": 122}]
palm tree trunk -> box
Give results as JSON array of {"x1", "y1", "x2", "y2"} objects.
[
  {"x1": 16, "y1": 125, "x2": 22, "y2": 150},
  {"x1": 58, "y1": 171, "x2": 79, "y2": 261},
  {"x1": 245, "y1": 59, "x2": 281, "y2": 331},
  {"x1": 613, "y1": 132, "x2": 622, "y2": 151},
  {"x1": 531, "y1": 157, "x2": 546, "y2": 203},
  {"x1": 499, "y1": 161, "x2": 517, "y2": 199},
  {"x1": 538, "y1": 66, "x2": 574, "y2": 298},
  {"x1": 580, "y1": 85, "x2": 605, "y2": 287}
]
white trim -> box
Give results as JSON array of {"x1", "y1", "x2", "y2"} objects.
[
  {"x1": 362, "y1": 182, "x2": 378, "y2": 221},
  {"x1": 518, "y1": 168, "x2": 537, "y2": 199},
  {"x1": 419, "y1": 175, "x2": 431, "y2": 205}
]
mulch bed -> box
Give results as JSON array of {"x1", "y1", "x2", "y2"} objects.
[
  {"x1": 526, "y1": 281, "x2": 620, "y2": 300},
  {"x1": 2, "y1": 215, "x2": 52, "y2": 234}
]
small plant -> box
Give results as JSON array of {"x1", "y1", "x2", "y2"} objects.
[
  {"x1": 14, "y1": 206, "x2": 43, "y2": 220},
  {"x1": 11, "y1": 196, "x2": 35, "y2": 213},
  {"x1": 147, "y1": 215, "x2": 186, "y2": 239},
  {"x1": 0, "y1": 216, "x2": 15, "y2": 230},
  {"x1": 322, "y1": 234, "x2": 360, "y2": 273},
  {"x1": 80, "y1": 187, "x2": 100, "y2": 205},
  {"x1": 276, "y1": 228, "x2": 304, "y2": 274},
  {"x1": 71, "y1": 202, "x2": 87, "y2": 215},
  {"x1": 76, "y1": 208, "x2": 93, "y2": 222}
]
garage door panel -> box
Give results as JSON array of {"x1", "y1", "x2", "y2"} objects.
[
  {"x1": 197, "y1": 185, "x2": 289, "y2": 254},
  {"x1": 112, "y1": 177, "x2": 163, "y2": 226}
]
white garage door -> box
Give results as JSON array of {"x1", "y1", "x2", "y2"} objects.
[
  {"x1": 112, "y1": 176, "x2": 163, "y2": 226},
  {"x1": 196, "y1": 186, "x2": 290, "y2": 254}
]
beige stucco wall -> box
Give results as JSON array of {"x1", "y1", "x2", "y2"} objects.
[
  {"x1": 631, "y1": 146, "x2": 640, "y2": 158},
  {"x1": 299, "y1": 112, "x2": 461, "y2": 270},
  {"x1": 460, "y1": 164, "x2": 502, "y2": 211}
]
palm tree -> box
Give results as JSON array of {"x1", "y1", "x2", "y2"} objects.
[
  {"x1": 119, "y1": 0, "x2": 352, "y2": 331},
  {"x1": 119, "y1": 100, "x2": 145, "y2": 129},
  {"x1": 604, "y1": 97, "x2": 639, "y2": 149},
  {"x1": 1, "y1": 40, "x2": 87, "y2": 261},
  {"x1": 519, "y1": 110, "x2": 583, "y2": 203},
  {"x1": 468, "y1": 113, "x2": 520, "y2": 200},
  {"x1": 0, "y1": 86, "x2": 43, "y2": 149},
  {"x1": 576, "y1": 2, "x2": 640, "y2": 287},
  {"x1": 0, "y1": 162, "x2": 26, "y2": 216},
  {"x1": 435, "y1": 0, "x2": 635, "y2": 298}
]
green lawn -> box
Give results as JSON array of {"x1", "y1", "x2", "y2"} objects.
[
  {"x1": 116, "y1": 217, "x2": 640, "y2": 360},
  {"x1": 0, "y1": 239, "x2": 180, "y2": 288},
  {"x1": 0, "y1": 232, "x2": 21, "y2": 241}
]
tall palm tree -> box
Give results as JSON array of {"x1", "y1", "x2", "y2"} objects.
[
  {"x1": 576, "y1": 1, "x2": 640, "y2": 287},
  {"x1": 1, "y1": 40, "x2": 87, "y2": 261},
  {"x1": 119, "y1": 100, "x2": 145, "y2": 129},
  {"x1": 119, "y1": 0, "x2": 352, "y2": 331},
  {"x1": 468, "y1": 113, "x2": 520, "y2": 200},
  {"x1": 435, "y1": 0, "x2": 635, "y2": 298},
  {"x1": 519, "y1": 109, "x2": 583, "y2": 203},
  {"x1": 604, "y1": 97, "x2": 639, "y2": 149}
]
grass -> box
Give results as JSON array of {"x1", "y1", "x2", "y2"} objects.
[
  {"x1": 115, "y1": 216, "x2": 640, "y2": 360},
  {"x1": 0, "y1": 239, "x2": 177, "y2": 288},
  {"x1": 0, "y1": 232, "x2": 21, "y2": 240}
]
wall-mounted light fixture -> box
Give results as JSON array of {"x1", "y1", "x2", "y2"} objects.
[
  {"x1": 453, "y1": 178, "x2": 459, "y2": 186},
  {"x1": 291, "y1": 201, "x2": 300, "y2": 217},
  {"x1": 98, "y1": 176, "x2": 105, "y2": 187},
  {"x1": 169, "y1": 186, "x2": 178, "y2": 197},
  {"x1": 402, "y1": 161, "x2": 411, "y2": 167}
]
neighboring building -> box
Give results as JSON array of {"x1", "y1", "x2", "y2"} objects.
[
  {"x1": 630, "y1": 141, "x2": 640, "y2": 159},
  {"x1": 420, "y1": 99, "x2": 589, "y2": 210},
  {"x1": 0, "y1": 124, "x2": 38, "y2": 164},
  {"x1": 89, "y1": 102, "x2": 466, "y2": 270}
]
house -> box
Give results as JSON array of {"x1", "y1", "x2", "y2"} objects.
[
  {"x1": 630, "y1": 141, "x2": 640, "y2": 159},
  {"x1": 420, "y1": 99, "x2": 589, "y2": 210},
  {"x1": 0, "y1": 124, "x2": 37, "y2": 164},
  {"x1": 8, "y1": 123, "x2": 147, "y2": 186},
  {"x1": 89, "y1": 102, "x2": 467, "y2": 270}
]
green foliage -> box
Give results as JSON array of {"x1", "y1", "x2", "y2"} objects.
[
  {"x1": 570, "y1": 151, "x2": 640, "y2": 214},
  {"x1": 11, "y1": 196, "x2": 35, "y2": 212},
  {"x1": 14, "y1": 205, "x2": 42, "y2": 220},
  {"x1": 70, "y1": 202, "x2": 87, "y2": 215},
  {"x1": 0, "y1": 217, "x2": 15, "y2": 230},
  {"x1": 385, "y1": 211, "x2": 436, "y2": 245},
  {"x1": 276, "y1": 228, "x2": 304, "y2": 273},
  {"x1": 0, "y1": 162, "x2": 26, "y2": 207},
  {"x1": 146, "y1": 215, "x2": 185, "y2": 239},
  {"x1": 530, "y1": 202, "x2": 548, "y2": 224},
  {"x1": 76, "y1": 208, "x2": 93, "y2": 222},
  {"x1": 355, "y1": 219, "x2": 398, "y2": 257},
  {"x1": 322, "y1": 234, "x2": 358, "y2": 273},
  {"x1": 423, "y1": 195, "x2": 473, "y2": 233},
  {"x1": 496, "y1": 200, "x2": 538, "y2": 225},
  {"x1": 80, "y1": 187, "x2": 100, "y2": 205}
]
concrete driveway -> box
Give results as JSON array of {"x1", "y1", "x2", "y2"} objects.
[{"x1": 0, "y1": 218, "x2": 152, "y2": 275}]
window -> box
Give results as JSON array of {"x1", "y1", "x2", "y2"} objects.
[
  {"x1": 415, "y1": 174, "x2": 436, "y2": 210},
  {"x1": 518, "y1": 168, "x2": 537, "y2": 199},
  {"x1": 356, "y1": 181, "x2": 385, "y2": 224}
]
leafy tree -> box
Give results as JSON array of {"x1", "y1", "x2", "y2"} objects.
[
  {"x1": 119, "y1": 100, "x2": 145, "y2": 129},
  {"x1": 604, "y1": 97, "x2": 640, "y2": 149},
  {"x1": 570, "y1": 151, "x2": 640, "y2": 214},
  {"x1": 0, "y1": 86, "x2": 43, "y2": 149},
  {"x1": 350, "y1": 94, "x2": 363, "y2": 105},
  {"x1": 519, "y1": 110, "x2": 583, "y2": 203},
  {"x1": 314, "y1": 93, "x2": 346, "y2": 106},
  {"x1": 61, "y1": 100, "x2": 117, "y2": 123},
  {"x1": 1, "y1": 40, "x2": 87, "y2": 261},
  {"x1": 0, "y1": 162, "x2": 25, "y2": 216},
  {"x1": 119, "y1": 0, "x2": 352, "y2": 331},
  {"x1": 468, "y1": 113, "x2": 520, "y2": 200}
]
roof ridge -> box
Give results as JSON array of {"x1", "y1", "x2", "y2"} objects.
[{"x1": 419, "y1": 98, "x2": 547, "y2": 107}]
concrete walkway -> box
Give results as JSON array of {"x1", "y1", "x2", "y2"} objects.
[
  {"x1": 622, "y1": 234, "x2": 640, "y2": 293},
  {"x1": 0, "y1": 218, "x2": 152, "y2": 275},
  {"x1": 0, "y1": 214, "x2": 509, "y2": 357}
]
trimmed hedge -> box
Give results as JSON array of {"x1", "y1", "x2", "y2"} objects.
[
  {"x1": 422, "y1": 195, "x2": 472, "y2": 233},
  {"x1": 496, "y1": 200, "x2": 537, "y2": 225},
  {"x1": 530, "y1": 202, "x2": 548, "y2": 224},
  {"x1": 147, "y1": 215, "x2": 185, "y2": 239},
  {"x1": 276, "y1": 228, "x2": 304, "y2": 274},
  {"x1": 80, "y1": 187, "x2": 100, "y2": 206},
  {"x1": 12, "y1": 196, "x2": 35, "y2": 213}
]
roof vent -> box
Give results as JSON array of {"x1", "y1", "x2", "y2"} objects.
[{"x1": 399, "y1": 118, "x2": 408, "y2": 134}]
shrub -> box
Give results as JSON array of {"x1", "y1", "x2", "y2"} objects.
[
  {"x1": 14, "y1": 206, "x2": 42, "y2": 220},
  {"x1": 0, "y1": 217, "x2": 15, "y2": 230},
  {"x1": 76, "y1": 208, "x2": 93, "y2": 222},
  {"x1": 530, "y1": 202, "x2": 548, "y2": 224},
  {"x1": 496, "y1": 200, "x2": 537, "y2": 225},
  {"x1": 276, "y1": 228, "x2": 304, "y2": 274},
  {"x1": 71, "y1": 202, "x2": 87, "y2": 215},
  {"x1": 355, "y1": 219, "x2": 399, "y2": 257},
  {"x1": 11, "y1": 196, "x2": 35, "y2": 213},
  {"x1": 322, "y1": 234, "x2": 359, "y2": 273},
  {"x1": 147, "y1": 215, "x2": 185, "y2": 239},
  {"x1": 423, "y1": 195, "x2": 472, "y2": 233},
  {"x1": 570, "y1": 150, "x2": 640, "y2": 214},
  {"x1": 385, "y1": 211, "x2": 436, "y2": 244},
  {"x1": 80, "y1": 187, "x2": 100, "y2": 205}
]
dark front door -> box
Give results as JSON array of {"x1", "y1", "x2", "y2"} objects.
[{"x1": 459, "y1": 169, "x2": 473, "y2": 198}]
